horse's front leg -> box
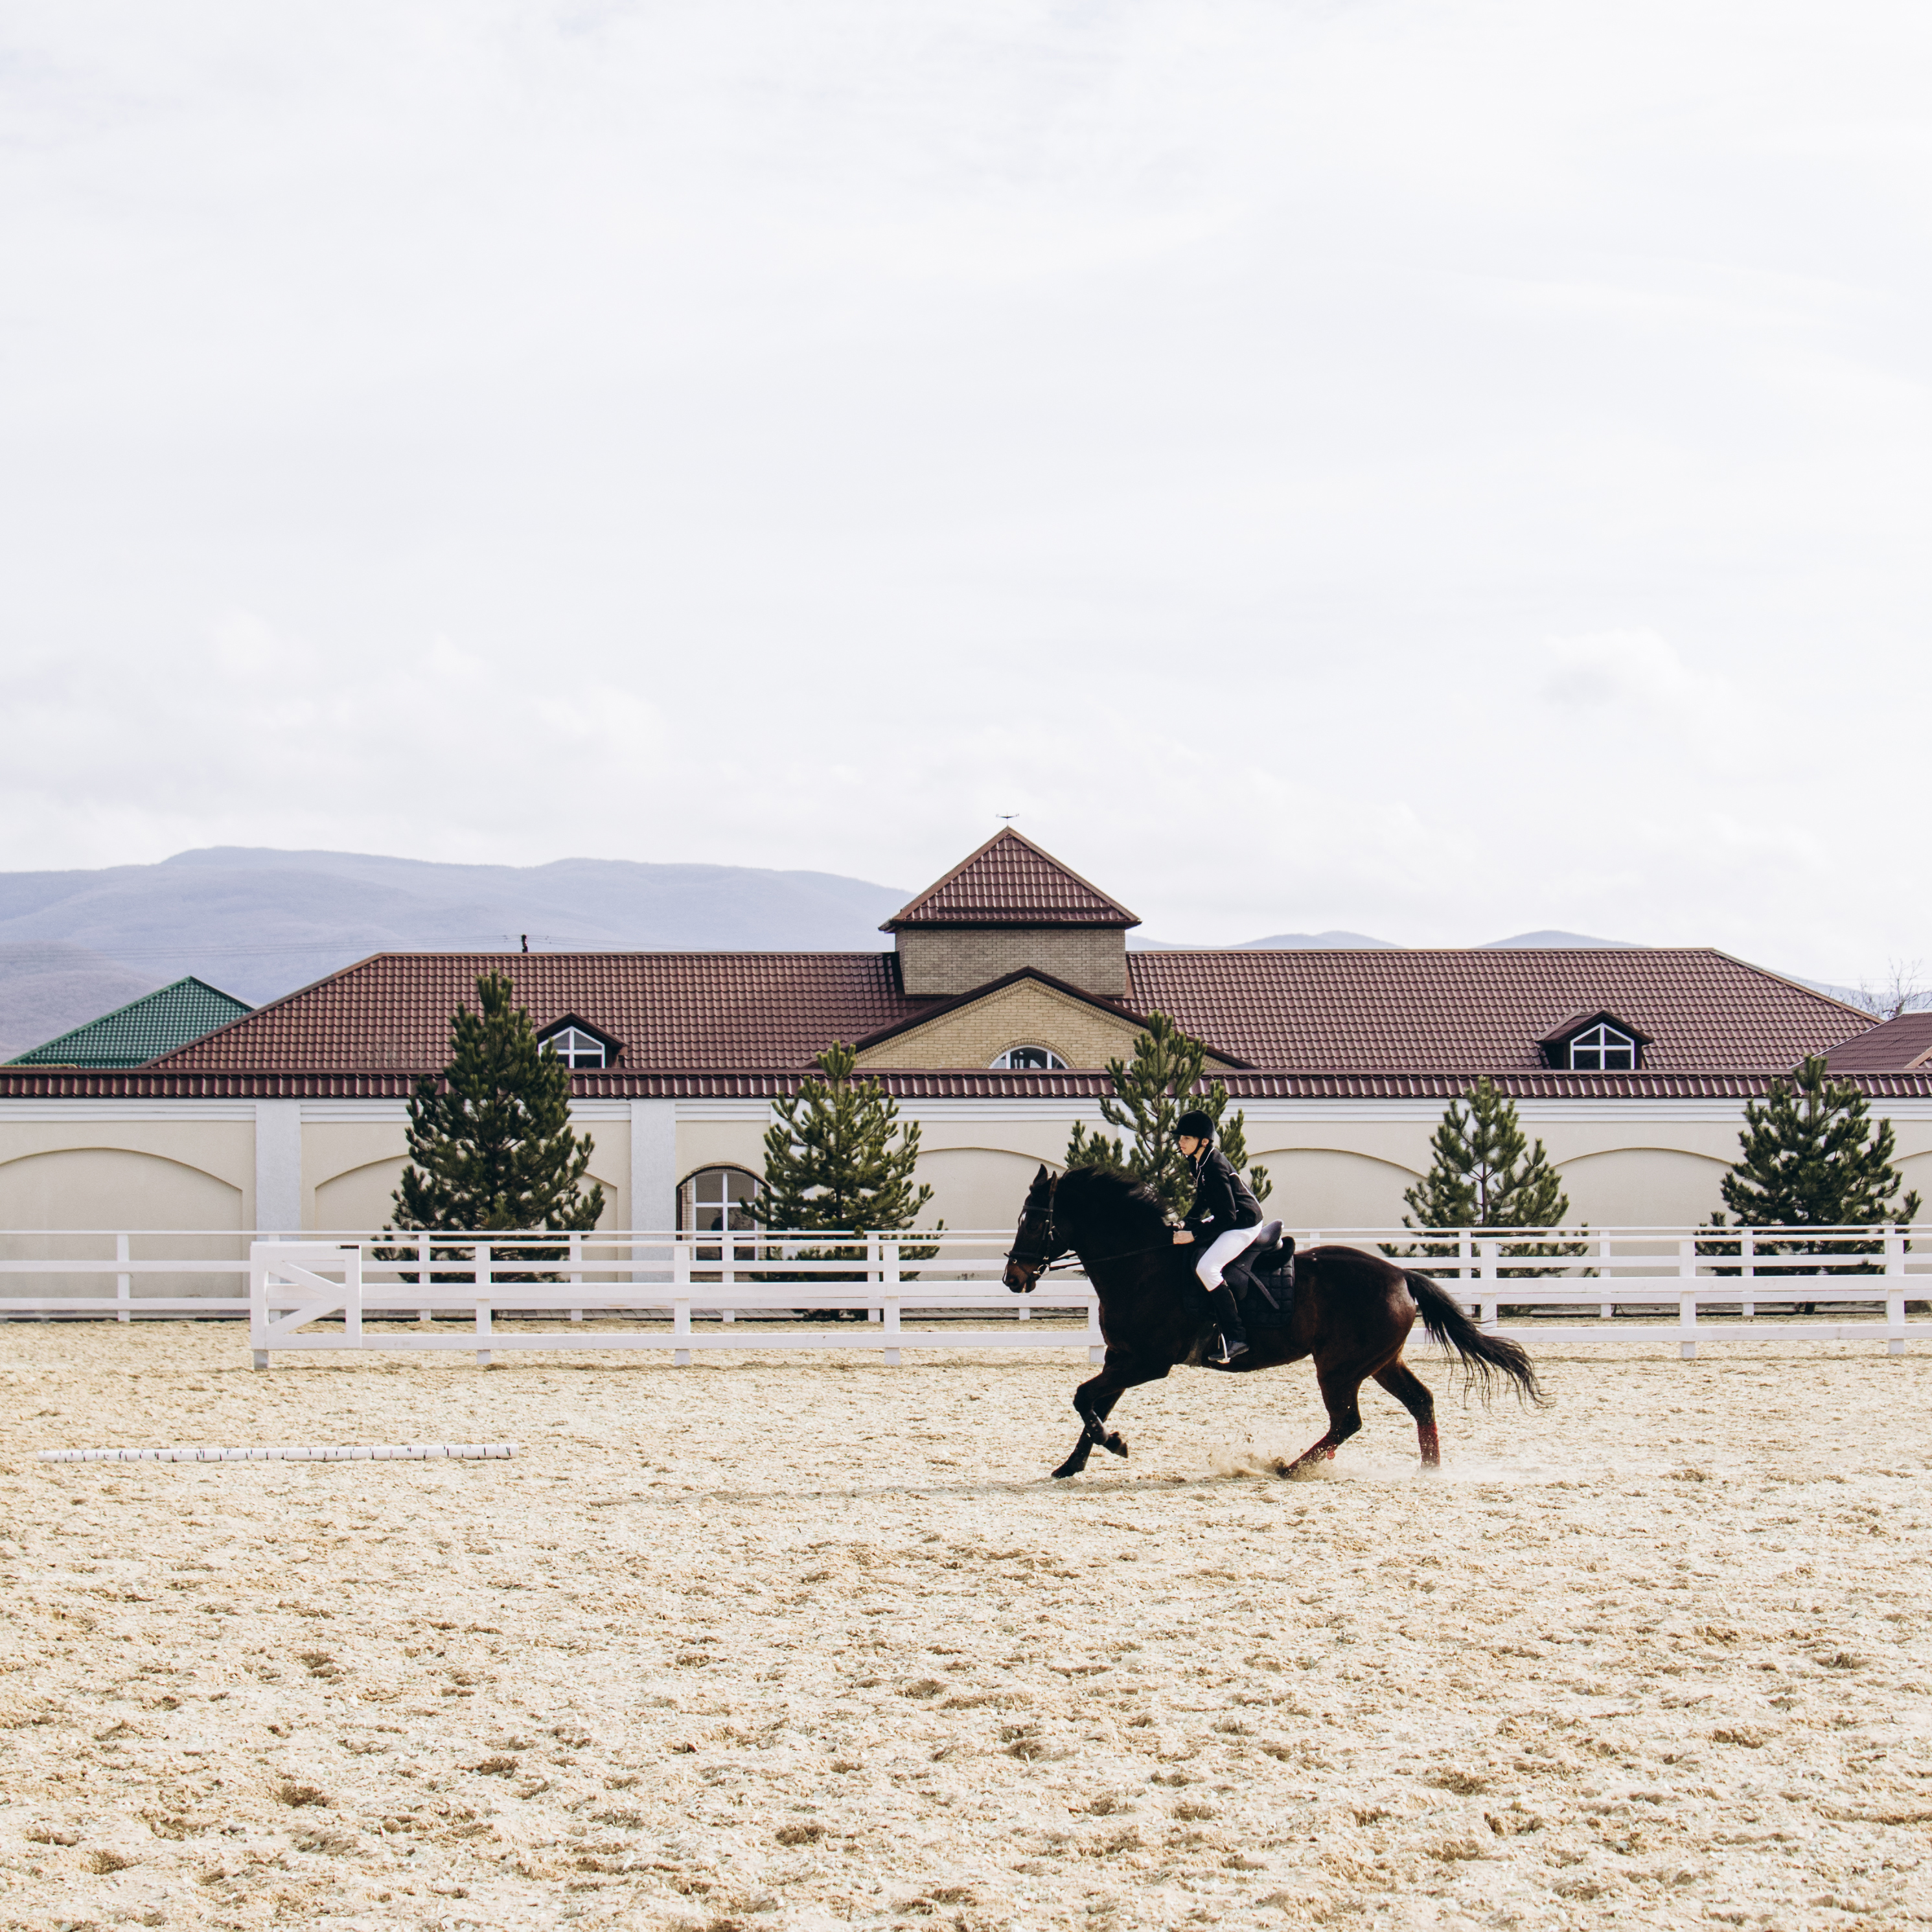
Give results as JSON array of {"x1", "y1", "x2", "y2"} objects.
[{"x1": 1052, "y1": 1355, "x2": 1169, "y2": 1480}]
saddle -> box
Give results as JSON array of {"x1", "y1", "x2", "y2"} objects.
[{"x1": 1223, "y1": 1221, "x2": 1296, "y2": 1313}]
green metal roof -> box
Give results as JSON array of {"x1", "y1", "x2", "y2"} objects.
[{"x1": 8, "y1": 977, "x2": 253, "y2": 1068}]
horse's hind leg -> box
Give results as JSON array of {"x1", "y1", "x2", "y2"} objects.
[
  {"x1": 1374, "y1": 1358, "x2": 1440, "y2": 1469},
  {"x1": 1285, "y1": 1367, "x2": 1366, "y2": 1474}
]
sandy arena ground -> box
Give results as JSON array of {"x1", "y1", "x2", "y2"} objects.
[{"x1": 2, "y1": 1323, "x2": 1930, "y2": 1932}]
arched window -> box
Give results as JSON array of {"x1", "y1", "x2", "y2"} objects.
[
  {"x1": 1569, "y1": 1022, "x2": 1636, "y2": 1072},
  {"x1": 543, "y1": 1026, "x2": 607, "y2": 1068},
  {"x1": 678, "y1": 1166, "x2": 763, "y2": 1235},
  {"x1": 990, "y1": 1046, "x2": 1067, "y2": 1070}
]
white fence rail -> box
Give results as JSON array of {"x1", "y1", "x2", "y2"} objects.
[{"x1": 0, "y1": 1225, "x2": 1925, "y2": 1366}]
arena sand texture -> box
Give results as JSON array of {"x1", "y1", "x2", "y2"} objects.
[{"x1": 3, "y1": 1325, "x2": 1930, "y2": 1932}]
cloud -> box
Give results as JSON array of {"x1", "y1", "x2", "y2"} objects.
[
  {"x1": 1, "y1": 1, "x2": 1929, "y2": 984},
  {"x1": 1539, "y1": 630, "x2": 1732, "y2": 719}
]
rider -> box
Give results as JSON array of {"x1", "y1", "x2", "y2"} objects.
[{"x1": 1171, "y1": 1109, "x2": 1264, "y2": 1365}]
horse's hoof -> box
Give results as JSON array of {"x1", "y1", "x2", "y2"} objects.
[
  {"x1": 1050, "y1": 1459, "x2": 1085, "y2": 1480},
  {"x1": 1103, "y1": 1434, "x2": 1128, "y2": 1459}
]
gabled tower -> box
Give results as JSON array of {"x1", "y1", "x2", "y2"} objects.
[{"x1": 882, "y1": 830, "x2": 1140, "y2": 997}]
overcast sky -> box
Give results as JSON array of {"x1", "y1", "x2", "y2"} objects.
[{"x1": 4, "y1": 2, "x2": 1928, "y2": 978}]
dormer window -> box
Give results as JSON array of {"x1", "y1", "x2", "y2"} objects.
[
  {"x1": 1539, "y1": 1008, "x2": 1650, "y2": 1072},
  {"x1": 538, "y1": 1018, "x2": 619, "y2": 1068},
  {"x1": 991, "y1": 1046, "x2": 1067, "y2": 1071},
  {"x1": 1568, "y1": 1022, "x2": 1636, "y2": 1072}
]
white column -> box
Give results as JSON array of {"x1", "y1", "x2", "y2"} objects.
[
  {"x1": 253, "y1": 1101, "x2": 303, "y2": 1235},
  {"x1": 628, "y1": 1099, "x2": 678, "y2": 1283}
]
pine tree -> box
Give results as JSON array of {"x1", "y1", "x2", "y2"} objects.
[
  {"x1": 391, "y1": 972, "x2": 604, "y2": 1232},
  {"x1": 761, "y1": 1042, "x2": 936, "y2": 1234},
  {"x1": 1403, "y1": 1078, "x2": 1569, "y2": 1229},
  {"x1": 1717, "y1": 1055, "x2": 1921, "y2": 1238},
  {"x1": 1063, "y1": 1011, "x2": 1271, "y2": 1214}
]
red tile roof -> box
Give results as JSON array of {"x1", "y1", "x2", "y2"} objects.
[
  {"x1": 882, "y1": 830, "x2": 1140, "y2": 929},
  {"x1": 1825, "y1": 1011, "x2": 1932, "y2": 1071},
  {"x1": 5, "y1": 1066, "x2": 1931, "y2": 1102},
  {"x1": 1125, "y1": 948, "x2": 1868, "y2": 1074},
  {"x1": 133, "y1": 939, "x2": 1871, "y2": 1087},
  {"x1": 149, "y1": 952, "x2": 921, "y2": 1075}
]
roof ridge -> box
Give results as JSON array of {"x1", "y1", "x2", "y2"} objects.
[
  {"x1": 1697, "y1": 947, "x2": 1878, "y2": 1022},
  {"x1": 8, "y1": 974, "x2": 252, "y2": 1068},
  {"x1": 882, "y1": 829, "x2": 1140, "y2": 930}
]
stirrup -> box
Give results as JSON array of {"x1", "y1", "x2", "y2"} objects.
[{"x1": 1215, "y1": 1329, "x2": 1250, "y2": 1365}]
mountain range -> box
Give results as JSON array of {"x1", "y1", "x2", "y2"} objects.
[{"x1": 0, "y1": 846, "x2": 1855, "y2": 1061}]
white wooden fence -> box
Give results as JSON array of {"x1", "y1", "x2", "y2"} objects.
[{"x1": 0, "y1": 1225, "x2": 1924, "y2": 1367}]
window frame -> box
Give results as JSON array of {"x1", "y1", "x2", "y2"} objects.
[
  {"x1": 542, "y1": 1024, "x2": 607, "y2": 1069},
  {"x1": 989, "y1": 1044, "x2": 1068, "y2": 1071},
  {"x1": 676, "y1": 1165, "x2": 765, "y2": 1236},
  {"x1": 1568, "y1": 1022, "x2": 1637, "y2": 1072},
  {"x1": 536, "y1": 1015, "x2": 621, "y2": 1069}
]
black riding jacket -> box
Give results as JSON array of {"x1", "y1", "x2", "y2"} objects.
[{"x1": 1181, "y1": 1147, "x2": 1263, "y2": 1246}]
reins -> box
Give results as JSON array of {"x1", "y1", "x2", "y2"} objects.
[{"x1": 1042, "y1": 1244, "x2": 1169, "y2": 1273}]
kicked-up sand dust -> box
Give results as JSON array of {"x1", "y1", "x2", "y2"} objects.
[{"x1": 2, "y1": 1322, "x2": 1930, "y2": 1932}]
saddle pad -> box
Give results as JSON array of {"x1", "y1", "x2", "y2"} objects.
[{"x1": 1228, "y1": 1247, "x2": 1294, "y2": 1315}]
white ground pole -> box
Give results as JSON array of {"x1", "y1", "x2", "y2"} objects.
[
  {"x1": 39, "y1": 1443, "x2": 517, "y2": 1464},
  {"x1": 253, "y1": 1099, "x2": 304, "y2": 1237}
]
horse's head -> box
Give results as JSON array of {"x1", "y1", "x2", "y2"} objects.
[{"x1": 1002, "y1": 1164, "x2": 1067, "y2": 1294}]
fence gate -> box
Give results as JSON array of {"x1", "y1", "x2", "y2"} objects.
[{"x1": 249, "y1": 1242, "x2": 362, "y2": 1368}]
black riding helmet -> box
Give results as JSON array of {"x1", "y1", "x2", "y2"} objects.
[{"x1": 1175, "y1": 1110, "x2": 1215, "y2": 1140}]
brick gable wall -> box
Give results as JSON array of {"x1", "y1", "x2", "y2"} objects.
[{"x1": 895, "y1": 927, "x2": 1127, "y2": 996}]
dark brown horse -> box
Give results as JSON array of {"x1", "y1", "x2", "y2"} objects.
[{"x1": 1002, "y1": 1165, "x2": 1544, "y2": 1480}]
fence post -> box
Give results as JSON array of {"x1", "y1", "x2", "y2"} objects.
[
  {"x1": 1678, "y1": 1236, "x2": 1697, "y2": 1359},
  {"x1": 1886, "y1": 1225, "x2": 1907, "y2": 1356},
  {"x1": 249, "y1": 1241, "x2": 271, "y2": 1369},
  {"x1": 1598, "y1": 1230, "x2": 1613, "y2": 1320},
  {"x1": 475, "y1": 1243, "x2": 492, "y2": 1367},
  {"x1": 116, "y1": 1232, "x2": 131, "y2": 1324},
  {"x1": 1478, "y1": 1238, "x2": 1498, "y2": 1329},
  {"x1": 569, "y1": 1230, "x2": 583, "y2": 1322},
  {"x1": 1087, "y1": 1283, "x2": 1104, "y2": 1366},
  {"x1": 866, "y1": 1233, "x2": 882, "y2": 1323},
  {"x1": 1741, "y1": 1226, "x2": 1755, "y2": 1320},
  {"x1": 344, "y1": 1245, "x2": 363, "y2": 1348},
  {"x1": 673, "y1": 1237, "x2": 692, "y2": 1366},
  {"x1": 882, "y1": 1240, "x2": 901, "y2": 1367},
  {"x1": 418, "y1": 1234, "x2": 433, "y2": 1325}
]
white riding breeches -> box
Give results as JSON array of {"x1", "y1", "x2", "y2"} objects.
[{"x1": 1194, "y1": 1223, "x2": 1266, "y2": 1292}]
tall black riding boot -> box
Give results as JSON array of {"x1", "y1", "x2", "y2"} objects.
[{"x1": 1206, "y1": 1284, "x2": 1249, "y2": 1364}]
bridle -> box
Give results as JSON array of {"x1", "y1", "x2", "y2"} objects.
[
  {"x1": 1004, "y1": 1171, "x2": 1066, "y2": 1291},
  {"x1": 1004, "y1": 1169, "x2": 1177, "y2": 1293}
]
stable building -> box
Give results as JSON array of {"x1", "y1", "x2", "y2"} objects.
[{"x1": 1, "y1": 831, "x2": 1926, "y2": 1239}]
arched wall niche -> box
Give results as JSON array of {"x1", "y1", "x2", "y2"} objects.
[
  {"x1": 912, "y1": 1147, "x2": 1048, "y2": 1234},
  {"x1": 0, "y1": 1148, "x2": 244, "y2": 1294},
  {"x1": 314, "y1": 1156, "x2": 621, "y2": 1232},
  {"x1": 0, "y1": 1147, "x2": 242, "y2": 1231},
  {"x1": 1249, "y1": 1149, "x2": 1420, "y2": 1232},
  {"x1": 1552, "y1": 1147, "x2": 1730, "y2": 1228}
]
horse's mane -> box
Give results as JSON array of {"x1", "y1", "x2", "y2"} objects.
[{"x1": 1058, "y1": 1164, "x2": 1171, "y2": 1228}]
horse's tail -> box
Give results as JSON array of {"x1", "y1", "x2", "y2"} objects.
[{"x1": 1403, "y1": 1271, "x2": 1548, "y2": 1406}]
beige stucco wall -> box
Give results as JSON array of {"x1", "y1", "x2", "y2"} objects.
[
  {"x1": 910, "y1": 1147, "x2": 1052, "y2": 1232},
  {"x1": 0, "y1": 1121, "x2": 253, "y2": 1228},
  {"x1": 895, "y1": 927, "x2": 1128, "y2": 996},
  {"x1": 0, "y1": 1103, "x2": 1926, "y2": 1251},
  {"x1": 303, "y1": 1118, "x2": 627, "y2": 1232},
  {"x1": 0, "y1": 1123, "x2": 256, "y2": 1294}
]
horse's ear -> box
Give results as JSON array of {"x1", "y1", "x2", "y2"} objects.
[{"x1": 1033, "y1": 1164, "x2": 1050, "y2": 1185}]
